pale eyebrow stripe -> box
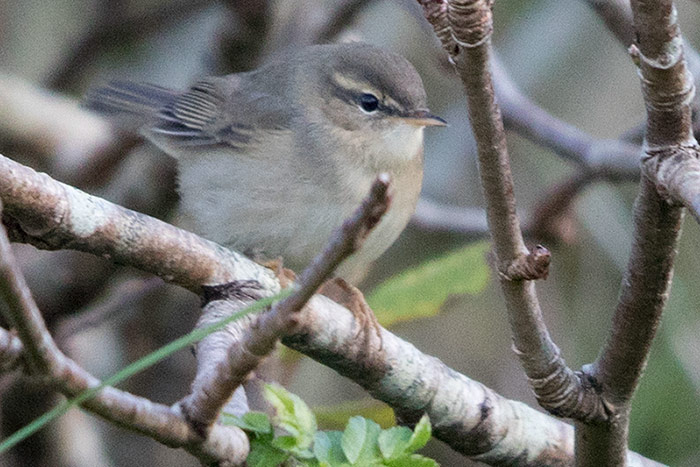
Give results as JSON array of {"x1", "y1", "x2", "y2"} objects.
[{"x1": 330, "y1": 72, "x2": 403, "y2": 111}]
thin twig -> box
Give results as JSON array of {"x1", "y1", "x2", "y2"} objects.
[
  {"x1": 179, "y1": 176, "x2": 391, "y2": 433},
  {"x1": 281, "y1": 175, "x2": 390, "y2": 315},
  {"x1": 0, "y1": 198, "x2": 64, "y2": 374}
]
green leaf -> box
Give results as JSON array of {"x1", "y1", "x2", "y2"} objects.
[
  {"x1": 271, "y1": 435, "x2": 299, "y2": 451},
  {"x1": 221, "y1": 411, "x2": 272, "y2": 434},
  {"x1": 341, "y1": 416, "x2": 382, "y2": 465},
  {"x1": 0, "y1": 291, "x2": 289, "y2": 455},
  {"x1": 378, "y1": 426, "x2": 412, "y2": 459},
  {"x1": 297, "y1": 458, "x2": 321, "y2": 467},
  {"x1": 314, "y1": 431, "x2": 348, "y2": 465},
  {"x1": 248, "y1": 437, "x2": 289, "y2": 467},
  {"x1": 264, "y1": 383, "x2": 317, "y2": 449},
  {"x1": 314, "y1": 399, "x2": 395, "y2": 430},
  {"x1": 383, "y1": 454, "x2": 439, "y2": 467},
  {"x1": 341, "y1": 417, "x2": 367, "y2": 464},
  {"x1": 405, "y1": 415, "x2": 432, "y2": 453},
  {"x1": 368, "y1": 242, "x2": 490, "y2": 327}
]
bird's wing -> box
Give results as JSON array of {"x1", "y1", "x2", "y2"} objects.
[{"x1": 149, "y1": 76, "x2": 292, "y2": 150}]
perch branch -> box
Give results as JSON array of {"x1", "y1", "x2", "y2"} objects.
[
  {"x1": 0, "y1": 199, "x2": 249, "y2": 465},
  {"x1": 178, "y1": 177, "x2": 391, "y2": 434},
  {"x1": 0, "y1": 152, "x2": 661, "y2": 464}
]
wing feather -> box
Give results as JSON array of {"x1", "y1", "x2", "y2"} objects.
[{"x1": 149, "y1": 77, "x2": 292, "y2": 149}]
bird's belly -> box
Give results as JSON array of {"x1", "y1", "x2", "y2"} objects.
[
  {"x1": 174, "y1": 146, "x2": 421, "y2": 281},
  {"x1": 177, "y1": 168, "x2": 340, "y2": 267}
]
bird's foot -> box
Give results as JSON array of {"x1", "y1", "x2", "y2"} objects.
[{"x1": 319, "y1": 277, "x2": 383, "y2": 353}]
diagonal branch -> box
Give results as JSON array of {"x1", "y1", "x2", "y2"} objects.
[
  {"x1": 0, "y1": 153, "x2": 660, "y2": 465},
  {"x1": 0, "y1": 198, "x2": 249, "y2": 464},
  {"x1": 578, "y1": 0, "x2": 698, "y2": 465},
  {"x1": 416, "y1": 0, "x2": 609, "y2": 423},
  {"x1": 178, "y1": 176, "x2": 391, "y2": 434},
  {"x1": 0, "y1": 154, "x2": 279, "y2": 295}
]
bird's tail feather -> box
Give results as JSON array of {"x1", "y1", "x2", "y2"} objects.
[{"x1": 83, "y1": 80, "x2": 177, "y2": 118}]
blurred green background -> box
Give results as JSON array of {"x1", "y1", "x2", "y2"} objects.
[{"x1": 1, "y1": 0, "x2": 699, "y2": 465}]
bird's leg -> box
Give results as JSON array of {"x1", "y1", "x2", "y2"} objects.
[
  {"x1": 244, "y1": 249, "x2": 297, "y2": 289},
  {"x1": 318, "y1": 278, "x2": 383, "y2": 353}
]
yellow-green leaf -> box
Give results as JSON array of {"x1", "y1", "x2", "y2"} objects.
[
  {"x1": 368, "y1": 241, "x2": 490, "y2": 327},
  {"x1": 314, "y1": 399, "x2": 395, "y2": 430}
]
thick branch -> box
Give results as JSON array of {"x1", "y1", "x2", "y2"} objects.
[
  {"x1": 580, "y1": 0, "x2": 696, "y2": 464},
  {"x1": 0, "y1": 200, "x2": 249, "y2": 464},
  {"x1": 284, "y1": 294, "x2": 658, "y2": 466},
  {"x1": 0, "y1": 154, "x2": 278, "y2": 295},
  {"x1": 0, "y1": 153, "x2": 660, "y2": 464},
  {"x1": 595, "y1": 0, "x2": 694, "y2": 399}
]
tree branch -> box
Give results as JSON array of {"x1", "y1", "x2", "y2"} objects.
[
  {"x1": 416, "y1": 0, "x2": 609, "y2": 423},
  {"x1": 0, "y1": 154, "x2": 279, "y2": 295},
  {"x1": 179, "y1": 176, "x2": 391, "y2": 434},
  {"x1": 0, "y1": 152, "x2": 660, "y2": 464},
  {"x1": 0, "y1": 198, "x2": 250, "y2": 464},
  {"x1": 577, "y1": 0, "x2": 697, "y2": 464},
  {"x1": 0, "y1": 197, "x2": 64, "y2": 374}
]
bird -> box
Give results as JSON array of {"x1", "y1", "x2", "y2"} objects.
[{"x1": 84, "y1": 43, "x2": 445, "y2": 283}]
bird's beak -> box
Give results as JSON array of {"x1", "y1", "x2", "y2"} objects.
[{"x1": 400, "y1": 109, "x2": 447, "y2": 127}]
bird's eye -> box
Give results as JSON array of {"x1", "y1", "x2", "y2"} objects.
[{"x1": 358, "y1": 93, "x2": 379, "y2": 113}]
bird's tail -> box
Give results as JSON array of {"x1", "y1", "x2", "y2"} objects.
[{"x1": 83, "y1": 80, "x2": 177, "y2": 119}]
